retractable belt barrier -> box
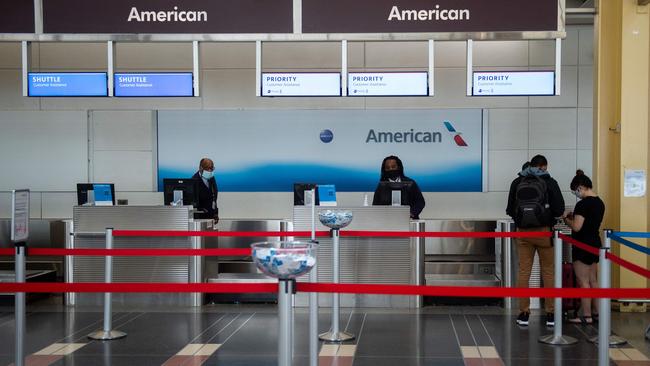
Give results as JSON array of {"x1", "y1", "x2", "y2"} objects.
[
  {"x1": 5, "y1": 228, "x2": 650, "y2": 366},
  {"x1": 0, "y1": 282, "x2": 648, "y2": 298}
]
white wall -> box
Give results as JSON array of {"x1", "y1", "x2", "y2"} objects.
[{"x1": 0, "y1": 26, "x2": 594, "y2": 219}]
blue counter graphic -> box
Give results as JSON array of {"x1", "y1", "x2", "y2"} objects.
[
  {"x1": 28, "y1": 72, "x2": 107, "y2": 97},
  {"x1": 114, "y1": 73, "x2": 193, "y2": 97},
  {"x1": 157, "y1": 110, "x2": 485, "y2": 192}
]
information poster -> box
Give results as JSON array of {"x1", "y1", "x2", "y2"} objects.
[
  {"x1": 624, "y1": 169, "x2": 647, "y2": 198},
  {"x1": 261, "y1": 73, "x2": 341, "y2": 97},
  {"x1": 11, "y1": 189, "x2": 29, "y2": 242}
]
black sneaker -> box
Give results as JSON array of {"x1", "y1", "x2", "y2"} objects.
[
  {"x1": 546, "y1": 313, "x2": 555, "y2": 327},
  {"x1": 516, "y1": 311, "x2": 530, "y2": 326}
]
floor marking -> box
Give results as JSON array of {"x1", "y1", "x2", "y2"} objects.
[
  {"x1": 460, "y1": 346, "x2": 481, "y2": 358},
  {"x1": 478, "y1": 346, "x2": 499, "y2": 359}
]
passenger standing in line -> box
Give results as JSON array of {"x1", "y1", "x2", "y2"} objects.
[
  {"x1": 563, "y1": 170, "x2": 604, "y2": 324},
  {"x1": 506, "y1": 155, "x2": 565, "y2": 327},
  {"x1": 192, "y1": 157, "x2": 219, "y2": 223}
]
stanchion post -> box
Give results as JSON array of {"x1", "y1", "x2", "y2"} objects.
[
  {"x1": 88, "y1": 228, "x2": 126, "y2": 340},
  {"x1": 308, "y1": 189, "x2": 318, "y2": 366},
  {"x1": 597, "y1": 230, "x2": 611, "y2": 366},
  {"x1": 589, "y1": 230, "x2": 626, "y2": 347},
  {"x1": 14, "y1": 242, "x2": 26, "y2": 366},
  {"x1": 319, "y1": 228, "x2": 354, "y2": 342},
  {"x1": 539, "y1": 230, "x2": 577, "y2": 345},
  {"x1": 278, "y1": 279, "x2": 293, "y2": 366}
]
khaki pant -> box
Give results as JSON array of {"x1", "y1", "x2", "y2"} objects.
[{"x1": 517, "y1": 227, "x2": 554, "y2": 313}]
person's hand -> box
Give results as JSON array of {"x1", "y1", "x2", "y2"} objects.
[{"x1": 213, "y1": 215, "x2": 219, "y2": 224}]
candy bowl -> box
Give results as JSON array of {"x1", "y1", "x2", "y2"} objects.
[
  {"x1": 251, "y1": 241, "x2": 317, "y2": 280},
  {"x1": 318, "y1": 210, "x2": 353, "y2": 229}
]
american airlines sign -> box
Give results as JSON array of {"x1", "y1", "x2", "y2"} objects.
[
  {"x1": 303, "y1": 0, "x2": 559, "y2": 33},
  {"x1": 42, "y1": 0, "x2": 293, "y2": 33},
  {"x1": 0, "y1": 1, "x2": 35, "y2": 33}
]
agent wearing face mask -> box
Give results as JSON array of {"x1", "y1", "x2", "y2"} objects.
[
  {"x1": 192, "y1": 158, "x2": 219, "y2": 223},
  {"x1": 562, "y1": 169, "x2": 604, "y2": 324},
  {"x1": 372, "y1": 155, "x2": 425, "y2": 219}
]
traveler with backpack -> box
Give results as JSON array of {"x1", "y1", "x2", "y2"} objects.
[
  {"x1": 563, "y1": 170, "x2": 604, "y2": 324},
  {"x1": 506, "y1": 155, "x2": 565, "y2": 327}
]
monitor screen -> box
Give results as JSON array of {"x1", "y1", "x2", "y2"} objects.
[
  {"x1": 373, "y1": 181, "x2": 413, "y2": 206},
  {"x1": 348, "y1": 72, "x2": 428, "y2": 96},
  {"x1": 261, "y1": 73, "x2": 341, "y2": 96},
  {"x1": 472, "y1": 71, "x2": 555, "y2": 96},
  {"x1": 114, "y1": 73, "x2": 194, "y2": 97},
  {"x1": 28, "y1": 72, "x2": 108, "y2": 97},
  {"x1": 76, "y1": 183, "x2": 116, "y2": 206},
  {"x1": 163, "y1": 178, "x2": 199, "y2": 207},
  {"x1": 293, "y1": 183, "x2": 319, "y2": 205}
]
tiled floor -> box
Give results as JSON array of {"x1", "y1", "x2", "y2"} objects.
[{"x1": 0, "y1": 299, "x2": 648, "y2": 366}]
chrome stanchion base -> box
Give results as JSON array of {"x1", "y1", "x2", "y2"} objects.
[
  {"x1": 588, "y1": 335, "x2": 627, "y2": 346},
  {"x1": 538, "y1": 335, "x2": 578, "y2": 345},
  {"x1": 87, "y1": 330, "x2": 127, "y2": 340},
  {"x1": 319, "y1": 331, "x2": 355, "y2": 342}
]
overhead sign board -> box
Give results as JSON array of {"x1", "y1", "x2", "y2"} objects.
[
  {"x1": 28, "y1": 72, "x2": 108, "y2": 97},
  {"x1": 303, "y1": 0, "x2": 558, "y2": 33},
  {"x1": 472, "y1": 71, "x2": 555, "y2": 96},
  {"x1": 42, "y1": 0, "x2": 293, "y2": 33},
  {"x1": 114, "y1": 73, "x2": 193, "y2": 97},
  {"x1": 348, "y1": 72, "x2": 428, "y2": 96},
  {"x1": 261, "y1": 73, "x2": 341, "y2": 97},
  {"x1": 0, "y1": 1, "x2": 35, "y2": 33}
]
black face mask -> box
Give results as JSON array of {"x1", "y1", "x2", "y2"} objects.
[{"x1": 385, "y1": 170, "x2": 400, "y2": 179}]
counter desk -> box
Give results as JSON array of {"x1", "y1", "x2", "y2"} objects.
[
  {"x1": 293, "y1": 206, "x2": 424, "y2": 308},
  {"x1": 66, "y1": 205, "x2": 212, "y2": 307}
]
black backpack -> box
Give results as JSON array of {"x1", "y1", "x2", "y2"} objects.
[{"x1": 514, "y1": 175, "x2": 550, "y2": 228}]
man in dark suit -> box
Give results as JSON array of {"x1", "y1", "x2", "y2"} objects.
[{"x1": 192, "y1": 158, "x2": 219, "y2": 222}]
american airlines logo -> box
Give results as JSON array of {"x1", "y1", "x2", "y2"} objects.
[
  {"x1": 127, "y1": 6, "x2": 208, "y2": 22},
  {"x1": 443, "y1": 121, "x2": 468, "y2": 147}
]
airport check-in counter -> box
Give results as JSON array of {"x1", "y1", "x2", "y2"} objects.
[
  {"x1": 293, "y1": 206, "x2": 425, "y2": 308},
  {"x1": 66, "y1": 206, "x2": 212, "y2": 307}
]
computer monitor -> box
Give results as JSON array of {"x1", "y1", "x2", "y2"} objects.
[
  {"x1": 77, "y1": 183, "x2": 116, "y2": 206},
  {"x1": 163, "y1": 178, "x2": 199, "y2": 207},
  {"x1": 373, "y1": 181, "x2": 413, "y2": 206},
  {"x1": 293, "y1": 183, "x2": 320, "y2": 205}
]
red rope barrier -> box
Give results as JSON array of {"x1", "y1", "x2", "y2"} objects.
[
  {"x1": 26, "y1": 248, "x2": 251, "y2": 257},
  {"x1": 1, "y1": 282, "x2": 649, "y2": 298},
  {"x1": 0, "y1": 249, "x2": 13, "y2": 255},
  {"x1": 112, "y1": 230, "x2": 330, "y2": 237},
  {"x1": 339, "y1": 231, "x2": 552, "y2": 238},
  {"x1": 558, "y1": 234, "x2": 600, "y2": 256},
  {"x1": 112, "y1": 229, "x2": 552, "y2": 239},
  {"x1": 0, "y1": 282, "x2": 277, "y2": 293},
  {"x1": 297, "y1": 283, "x2": 650, "y2": 299},
  {"x1": 606, "y1": 252, "x2": 650, "y2": 279}
]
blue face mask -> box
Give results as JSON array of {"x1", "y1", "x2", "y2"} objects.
[{"x1": 201, "y1": 170, "x2": 214, "y2": 180}]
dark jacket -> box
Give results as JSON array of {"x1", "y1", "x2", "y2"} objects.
[
  {"x1": 192, "y1": 172, "x2": 219, "y2": 219},
  {"x1": 373, "y1": 176, "x2": 426, "y2": 220},
  {"x1": 506, "y1": 168, "x2": 564, "y2": 228}
]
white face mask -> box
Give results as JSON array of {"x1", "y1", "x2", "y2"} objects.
[
  {"x1": 201, "y1": 170, "x2": 214, "y2": 180},
  {"x1": 573, "y1": 189, "x2": 581, "y2": 199}
]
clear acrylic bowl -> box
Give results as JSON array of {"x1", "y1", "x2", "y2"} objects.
[
  {"x1": 318, "y1": 210, "x2": 353, "y2": 229},
  {"x1": 251, "y1": 241, "x2": 318, "y2": 280}
]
